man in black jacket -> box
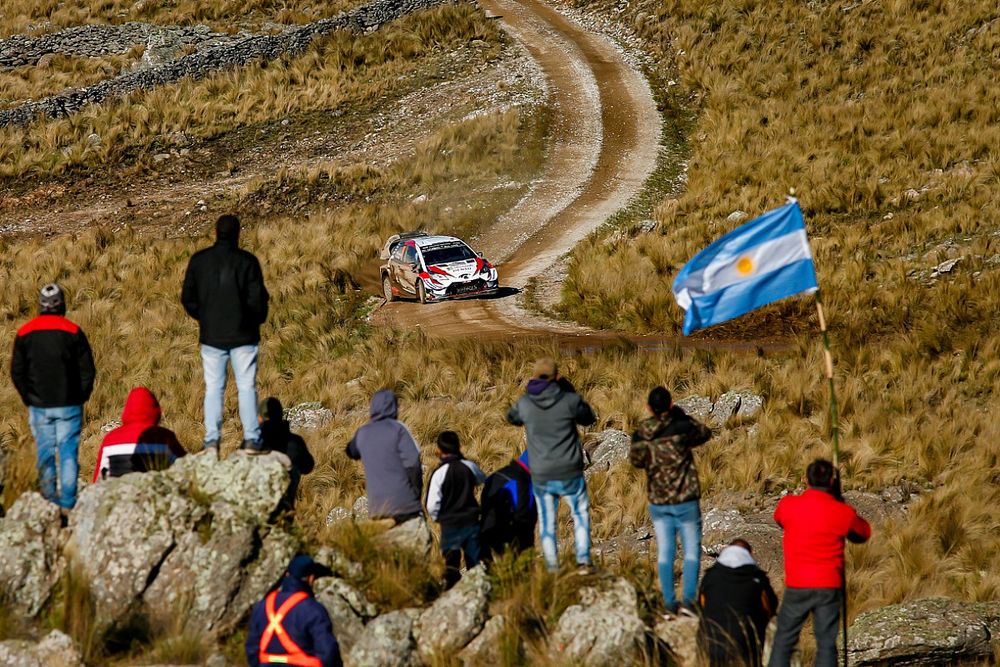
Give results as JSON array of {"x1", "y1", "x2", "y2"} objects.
[
  {"x1": 480, "y1": 451, "x2": 537, "y2": 561},
  {"x1": 254, "y1": 397, "x2": 315, "y2": 511},
  {"x1": 182, "y1": 215, "x2": 269, "y2": 453},
  {"x1": 698, "y1": 539, "x2": 779, "y2": 667},
  {"x1": 10, "y1": 284, "x2": 95, "y2": 509}
]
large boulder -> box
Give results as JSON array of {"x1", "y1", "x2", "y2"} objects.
[
  {"x1": 349, "y1": 608, "x2": 422, "y2": 667},
  {"x1": 414, "y1": 565, "x2": 491, "y2": 660},
  {"x1": 315, "y1": 577, "x2": 377, "y2": 654},
  {"x1": 653, "y1": 615, "x2": 700, "y2": 667},
  {"x1": 0, "y1": 492, "x2": 65, "y2": 616},
  {"x1": 847, "y1": 598, "x2": 1000, "y2": 665},
  {"x1": 67, "y1": 454, "x2": 294, "y2": 634},
  {"x1": 377, "y1": 516, "x2": 433, "y2": 557},
  {"x1": 549, "y1": 577, "x2": 646, "y2": 667},
  {"x1": 583, "y1": 429, "x2": 631, "y2": 478},
  {"x1": 0, "y1": 629, "x2": 81, "y2": 667},
  {"x1": 459, "y1": 614, "x2": 507, "y2": 665},
  {"x1": 701, "y1": 506, "x2": 784, "y2": 578}
]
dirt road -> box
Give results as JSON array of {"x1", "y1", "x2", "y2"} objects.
[{"x1": 378, "y1": 0, "x2": 668, "y2": 344}]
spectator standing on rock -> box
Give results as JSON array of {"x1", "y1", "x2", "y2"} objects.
[
  {"x1": 480, "y1": 450, "x2": 537, "y2": 561},
  {"x1": 246, "y1": 553, "x2": 343, "y2": 667},
  {"x1": 93, "y1": 387, "x2": 186, "y2": 481},
  {"x1": 698, "y1": 539, "x2": 778, "y2": 666},
  {"x1": 346, "y1": 389, "x2": 423, "y2": 524},
  {"x1": 426, "y1": 431, "x2": 487, "y2": 588},
  {"x1": 10, "y1": 284, "x2": 95, "y2": 511},
  {"x1": 506, "y1": 358, "x2": 597, "y2": 573},
  {"x1": 182, "y1": 214, "x2": 269, "y2": 454},
  {"x1": 768, "y1": 459, "x2": 871, "y2": 667},
  {"x1": 629, "y1": 385, "x2": 712, "y2": 617},
  {"x1": 245, "y1": 397, "x2": 316, "y2": 511}
]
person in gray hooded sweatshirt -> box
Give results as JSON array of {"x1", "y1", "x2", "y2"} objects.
[
  {"x1": 346, "y1": 389, "x2": 423, "y2": 524},
  {"x1": 506, "y1": 358, "x2": 597, "y2": 572}
]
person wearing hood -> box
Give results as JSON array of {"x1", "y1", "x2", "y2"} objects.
[
  {"x1": 630, "y1": 385, "x2": 712, "y2": 617},
  {"x1": 246, "y1": 553, "x2": 343, "y2": 667},
  {"x1": 506, "y1": 358, "x2": 597, "y2": 572},
  {"x1": 247, "y1": 397, "x2": 315, "y2": 510},
  {"x1": 346, "y1": 389, "x2": 423, "y2": 523},
  {"x1": 93, "y1": 387, "x2": 186, "y2": 482},
  {"x1": 480, "y1": 450, "x2": 537, "y2": 561},
  {"x1": 182, "y1": 214, "x2": 269, "y2": 454},
  {"x1": 11, "y1": 283, "x2": 96, "y2": 510},
  {"x1": 698, "y1": 539, "x2": 778, "y2": 667}
]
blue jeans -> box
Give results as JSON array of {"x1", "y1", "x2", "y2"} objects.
[
  {"x1": 534, "y1": 475, "x2": 591, "y2": 571},
  {"x1": 28, "y1": 405, "x2": 82, "y2": 509},
  {"x1": 650, "y1": 499, "x2": 702, "y2": 608},
  {"x1": 201, "y1": 344, "x2": 261, "y2": 446},
  {"x1": 441, "y1": 523, "x2": 481, "y2": 588}
]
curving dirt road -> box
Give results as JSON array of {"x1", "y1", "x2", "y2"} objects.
[{"x1": 378, "y1": 0, "x2": 670, "y2": 345}]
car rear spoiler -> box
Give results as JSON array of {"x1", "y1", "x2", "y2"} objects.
[{"x1": 379, "y1": 231, "x2": 429, "y2": 260}]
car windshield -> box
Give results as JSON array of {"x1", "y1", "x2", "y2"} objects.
[{"x1": 422, "y1": 244, "x2": 476, "y2": 265}]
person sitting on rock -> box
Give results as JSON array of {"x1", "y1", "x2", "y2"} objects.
[
  {"x1": 246, "y1": 554, "x2": 342, "y2": 667},
  {"x1": 629, "y1": 385, "x2": 712, "y2": 618},
  {"x1": 768, "y1": 459, "x2": 871, "y2": 667},
  {"x1": 242, "y1": 397, "x2": 315, "y2": 511},
  {"x1": 698, "y1": 539, "x2": 778, "y2": 666},
  {"x1": 346, "y1": 389, "x2": 423, "y2": 524},
  {"x1": 426, "y1": 431, "x2": 487, "y2": 588},
  {"x1": 480, "y1": 450, "x2": 537, "y2": 561},
  {"x1": 93, "y1": 387, "x2": 186, "y2": 482},
  {"x1": 506, "y1": 358, "x2": 597, "y2": 574}
]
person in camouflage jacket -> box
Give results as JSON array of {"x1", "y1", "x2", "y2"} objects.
[{"x1": 631, "y1": 386, "x2": 712, "y2": 616}]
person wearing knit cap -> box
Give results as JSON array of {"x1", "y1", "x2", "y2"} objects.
[
  {"x1": 244, "y1": 397, "x2": 315, "y2": 511},
  {"x1": 11, "y1": 283, "x2": 96, "y2": 511},
  {"x1": 181, "y1": 214, "x2": 270, "y2": 454}
]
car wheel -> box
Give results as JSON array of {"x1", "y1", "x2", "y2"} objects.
[
  {"x1": 382, "y1": 274, "x2": 396, "y2": 302},
  {"x1": 417, "y1": 281, "x2": 428, "y2": 305}
]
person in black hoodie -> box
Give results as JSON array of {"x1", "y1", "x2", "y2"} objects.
[
  {"x1": 251, "y1": 397, "x2": 315, "y2": 511},
  {"x1": 182, "y1": 214, "x2": 269, "y2": 453},
  {"x1": 480, "y1": 451, "x2": 537, "y2": 561},
  {"x1": 698, "y1": 539, "x2": 779, "y2": 667},
  {"x1": 426, "y1": 431, "x2": 486, "y2": 588},
  {"x1": 11, "y1": 283, "x2": 95, "y2": 511}
]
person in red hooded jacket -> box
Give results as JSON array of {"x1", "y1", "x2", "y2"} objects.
[{"x1": 93, "y1": 387, "x2": 187, "y2": 482}]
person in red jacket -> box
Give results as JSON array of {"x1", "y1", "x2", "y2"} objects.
[
  {"x1": 93, "y1": 387, "x2": 186, "y2": 482},
  {"x1": 768, "y1": 459, "x2": 871, "y2": 667}
]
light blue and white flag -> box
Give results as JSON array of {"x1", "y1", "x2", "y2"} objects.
[{"x1": 672, "y1": 200, "x2": 818, "y2": 335}]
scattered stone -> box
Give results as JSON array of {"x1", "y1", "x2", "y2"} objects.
[
  {"x1": 352, "y1": 495, "x2": 370, "y2": 521},
  {"x1": 101, "y1": 419, "x2": 122, "y2": 433},
  {"x1": 549, "y1": 577, "x2": 646, "y2": 666},
  {"x1": 930, "y1": 257, "x2": 961, "y2": 278},
  {"x1": 0, "y1": 630, "x2": 82, "y2": 667},
  {"x1": 153, "y1": 153, "x2": 171, "y2": 163},
  {"x1": 458, "y1": 614, "x2": 507, "y2": 665},
  {"x1": 674, "y1": 395, "x2": 713, "y2": 421},
  {"x1": 653, "y1": 614, "x2": 700, "y2": 667},
  {"x1": 711, "y1": 390, "x2": 764, "y2": 426},
  {"x1": 349, "y1": 608, "x2": 422, "y2": 667},
  {"x1": 415, "y1": 565, "x2": 491, "y2": 660},
  {"x1": 848, "y1": 598, "x2": 1000, "y2": 665},
  {"x1": 378, "y1": 516, "x2": 433, "y2": 557},
  {"x1": 0, "y1": 492, "x2": 66, "y2": 616},
  {"x1": 325, "y1": 506, "x2": 352, "y2": 526},
  {"x1": 583, "y1": 429, "x2": 631, "y2": 478},
  {"x1": 35, "y1": 53, "x2": 57, "y2": 68},
  {"x1": 411, "y1": 193, "x2": 428, "y2": 204},
  {"x1": 727, "y1": 210, "x2": 749, "y2": 223},
  {"x1": 86, "y1": 133, "x2": 101, "y2": 146},
  {"x1": 285, "y1": 402, "x2": 333, "y2": 430}
]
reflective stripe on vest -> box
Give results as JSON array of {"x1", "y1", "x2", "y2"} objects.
[{"x1": 259, "y1": 590, "x2": 323, "y2": 667}]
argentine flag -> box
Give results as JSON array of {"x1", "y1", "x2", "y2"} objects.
[{"x1": 672, "y1": 200, "x2": 818, "y2": 335}]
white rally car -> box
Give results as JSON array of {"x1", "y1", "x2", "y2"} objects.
[{"x1": 379, "y1": 232, "x2": 499, "y2": 304}]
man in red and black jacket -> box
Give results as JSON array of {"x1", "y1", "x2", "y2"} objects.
[
  {"x1": 768, "y1": 459, "x2": 871, "y2": 667},
  {"x1": 10, "y1": 284, "x2": 96, "y2": 510}
]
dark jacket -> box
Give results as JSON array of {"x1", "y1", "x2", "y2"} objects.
[
  {"x1": 11, "y1": 314, "x2": 96, "y2": 408},
  {"x1": 346, "y1": 390, "x2": 423, "y2": 519},
  {"x1": 506, "y1": 379, "x2": 597, "y2": 484},
  {"x1": 93, "y1": 387, "x2": 185, "y2": 482},
  {"x1": 698, "y1": 547, "x2": 778, "y2": 667},
  {"x1": 480, "y1": 453, "x2": 536, "y2": 558},
  {"x1": 261, "y1": 418, "x2": 315, "y2": 475},
  {"x1": 426, "y1": 454, "x2": 486, "y2": 530},
  {"x1": 181, "y1": 235, "x2": 269, "y2": 348},
  {"x1": 630, "y1": 406, "x2": 711, "y2": 505},
  {"x1": 246, "y1": 576, "x2": 342, "y2": 667}
]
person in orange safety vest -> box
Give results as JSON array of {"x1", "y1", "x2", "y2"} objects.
[{"x1": 246, "y1": 554, "x2": 343, "y2": 667}]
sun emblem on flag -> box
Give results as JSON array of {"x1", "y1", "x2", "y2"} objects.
[{"x1": 736, "y1": 256, "x2": 754, "y2": 275}]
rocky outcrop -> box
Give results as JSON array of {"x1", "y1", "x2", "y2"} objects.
[
  {"x1": 315, "y1": 577, "x2": 378, "y2": 654},
  {"x1": 549, "y1": 577, "x2": 646, "y2": 667},
  {"x1": 414, "y1": 565, "x2": 491, "y2": 660},
  {"x1": 675, "y1": 390, "x2": 764, "y2": 427},
  {"x1": 67, "y1": 454, "x2": 296, "y2": 635},
  {"x1": 378, "y1": 516, "x2": 433, "y2": 556},
  {"x1": 349, "y1": 608, "x2": 422, "y2": 667},
  {"x1": 0, "y1": 0, "x2": 450, "y2": 127},
  {"x1": 653, "y1": 615, "x2": 700, "y2": 667},
  {"x1": 583, "y1": 429, "x2": 630, "y2": 478},
  {"x1": 459, "y1": 614, "x2": 507, "y2": 665},
  {"x1": 0, "y1": 630, "x2": 81, "y2": 667},
  {"x1": 847, "y1": 598, "x2": 1000, "y2": 665},
  {"x1": 0, "y1": 492, "x2": 66, "y2": 616},
  {"x1": 285, "y1": 402, "x2": 334, "y2": 430}
]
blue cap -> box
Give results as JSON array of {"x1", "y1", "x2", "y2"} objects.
[{"x1": 287, "y1": 554, "x2": 333, "y2": 580}]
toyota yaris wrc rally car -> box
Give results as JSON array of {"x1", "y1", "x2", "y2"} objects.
[{"x1": 379, "y1": 231, "x2": 499, "y2": 304}]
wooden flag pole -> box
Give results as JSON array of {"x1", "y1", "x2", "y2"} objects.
[{"x1": 815, "y1": 290, "x2": 848, "y2": 667}]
